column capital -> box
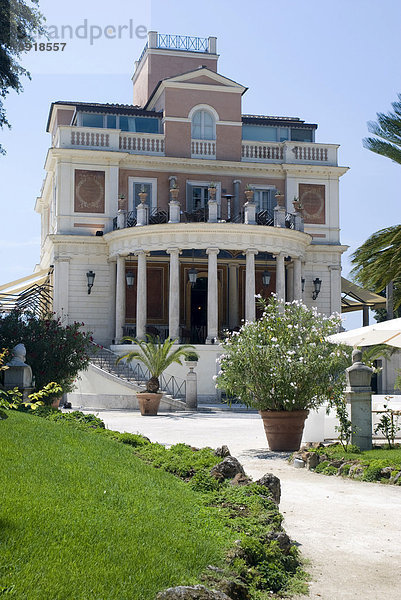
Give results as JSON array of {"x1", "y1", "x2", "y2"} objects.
[
  {"x1": 133, "y1": 249, "x2": 147, "y2": 257},
  {"x1": 291, "y1": 254, "x2": 304, "y2": 262},
  {"x1": 233, "y1": 179, "x2": 241, "y2": 184},
  {"x1": 273, "y1": 251, "x2": 286, "y2": 260},
  {"x1": 329, "y1": 264, "x2": 341, "y2": 271},
  {"x1": 166, "y1": 247, "x2": 181, "y2": 255},
  {"x1": 206, "y1": 247, "x2": 219, "y2": 255},
  {"x1": 245, "y1": 248, "x2": 258, "y2": 256}
]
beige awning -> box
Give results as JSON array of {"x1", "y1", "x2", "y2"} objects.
[
  {"x1": 0, "y1": 270, "x2": 48, "y2": 294},
  {"x1": 341, "y1": 277, "x2": 386, "y2": 313}
]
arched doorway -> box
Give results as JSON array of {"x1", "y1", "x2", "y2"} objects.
[{"x1": 190, "y1": 277, "x2": 207, "y2": 343}]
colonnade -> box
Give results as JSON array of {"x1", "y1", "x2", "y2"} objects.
[{"x1": 114, "y1": 249, "x2": 304, "y2": 343}]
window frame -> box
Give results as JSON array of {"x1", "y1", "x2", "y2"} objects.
[{"x1": 128, "y1": 176, "x2": 158, "y2": 213}]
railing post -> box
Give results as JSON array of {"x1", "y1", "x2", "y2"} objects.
[
  {"x1": 185, "y1": 362, "x2": 198, "y2": 410},
  {"x1": 244, "y1": 201, "x2": 256, "y2": 224},
  {"x1": 274, "y1": 205, "x2": 286, "y2": 228},
  {"x1": 208, "y1": 199, "x2": 218, "y2": 223},
  {"x1": 117, "y1": 209, "x2": 127, "y2": 229},
  {"x1": 136, "y1": 192, "x2": 149, "y2": 226}
]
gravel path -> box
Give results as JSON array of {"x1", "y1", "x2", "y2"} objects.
[{"x1": 86, "y1": 409, "x2": 401, "y2": 600}]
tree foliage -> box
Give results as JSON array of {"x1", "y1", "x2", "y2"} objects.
[
  {"x1": 0, "y1": 311, "x2": 92, "y2": 393},
  {"x1": 363, "y1": 93, "x2": 401, "y2": 164},
  {"x1": 217, "y1": 296, "x2": 351, "y2": 411},
  {"x1": 351, "y1": 225, "x2": 401, "y2": 310},
  {"x1": 0, "y1": 0, "x2": 46, "y2": 153}
]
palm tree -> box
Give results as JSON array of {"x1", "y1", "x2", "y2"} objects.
[
  {"x1": 351, "y1": 225, "x2": 401, "y2": 311},
  {"x1": 117, "y1": 336, "x2": 196, "y2": 393},
  {"x1": 363, "y1": 93, "x2": 401, "y2": 164}
]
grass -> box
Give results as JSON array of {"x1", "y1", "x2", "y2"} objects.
[
  {"x1": 316, "y1": 444, "x2": 401, "y2": 467},
  {"x1": 0, "y1": 411, "x2": 234, "y2": 600}
]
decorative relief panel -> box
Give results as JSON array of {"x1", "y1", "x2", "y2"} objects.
[
  {"x1": 298, "y1": 183, "x2": 325, "y2": 224},
  {"x1": 74, "y1": 170, "x2": 105, "y2": 213}
]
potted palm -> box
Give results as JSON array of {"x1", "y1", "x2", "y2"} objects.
[
  {"x1": 216, "y1": 296, "x2": 350, "y2": 451},
  {"x1": 117, "y1": 336, "x2": 195, "y2": 415}
]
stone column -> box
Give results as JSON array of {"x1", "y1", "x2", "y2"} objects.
[
  {"x1": 329, "y1": 265, "x2": 342, "y2": 315},
  {"x1": 245, "y1": 249, "x2": 258, "y2": 322},
  {"x1": 233, "y1": 180, "x2": 241, "y2": 220},
  {"x1": 345, "y1": 349, "x2": 373, "y2": 451},
  {"x1": 275, "y1": 252, "x2": 286, "y2": 303},
  {"x1": 287, "y1": 263, "x2": 294, "y2": 302},
  {"x1": 206, "y1": 248, "x2": 219, "y2": 344},
  {"x1": 135, "y1": 250, "x2": 147, "y2": 340},
  {"x1": 53, "y1": 258, "x2": 70, "y2": 323},
  {"x1": 167, "y1": 247, "x2": 180, "y2": 341},
  {"x1": 293, "y1": 256, "x2": 302, "y2": 301},
  {"x1": 115, "y1": 255, "x2": 126, "y2": 343},
  {"x1": 228, "y1": 262, "x2": 239, "y2": 329}
]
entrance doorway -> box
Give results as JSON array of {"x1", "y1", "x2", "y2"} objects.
[{"x1": 190, "y1": 277, "x2": 207, "y2": 343}]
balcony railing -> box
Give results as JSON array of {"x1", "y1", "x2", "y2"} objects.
[
  {"x1": 113, "y1": 208, "x2": 298, "y2": 230},
  {"x1": 55, "y1": 126, "x2": 165, "y2": 156},
  {"x1": 191, "y1": 139, "x2": 216, "y2": 159},
  {"x1": 54, "y1": 127, "x2": 337, "y2": 165},
  {"x1": 241, "y1": 140, "x2": 338, "y2": 165}
]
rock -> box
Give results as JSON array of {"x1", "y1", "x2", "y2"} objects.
[
  {"x1": 156, "y1": 585, "x2": 232, "y2": 599},
  {"x1": 338, "y1": 462, "x2": 354, "y2": 475},
  {"x1": 230, "y1": 473, "x2": 252, "y2": 486},
  {"x1": 255, "y1": 473, "x2": 281, "y2": 504},
  {"x1": 328, "y1": 459, "x2": 344, "y2": 469},
  {"x1": 349, "y1": 465, "x2": 364, "y2": 478},
  {"x1": 393, "y1": 472, "x2": 401, "y2": 485},
  {"x1": 265, "y1": 531, "x2": 293, "y2": 554},
  {"x1": 306, "y1": 453, "x2": 320, "y2": 470},
  {"x1": 210, "y1": 457, "x2": 245, "y2": 481},
  {"x1": 293, "y1": 458, "x2": 305, "y2": 468},
  {"x1": 380, "y1": 467, "x2": 393, "y2": 479},
  {"x1": 218, "y1": 579, "x2": 250, "y2": 600},
  {"x1": 214, "y1": 445, "x2": 231, "y2": 458}
]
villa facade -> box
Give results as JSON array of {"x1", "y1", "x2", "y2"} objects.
[{"x1": 35, "y1": 32, "x2": 348, "y2": 396}]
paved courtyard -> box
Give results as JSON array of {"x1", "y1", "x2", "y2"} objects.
[{"x1": 87, "y1": 408, "x2": 401, "y2": 600}]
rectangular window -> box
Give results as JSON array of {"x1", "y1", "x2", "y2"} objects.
[
  {"x1": 106, "y1": 115, "x2": 116, "y2": 129},
  {"x1": 128, "y1": 177, "x2": 158, "y2": 214},
  {"x1": 81, "y1": 113, "x2": 104, "y2": 128},
  {"x1": 278, "y1": 127, "x2": 289, "y2": 142},
  {"x1": 134, "y1": 117, "x2": 159, "y2": 133},
  {"x1": 290, "y1": 128, "x2": 314, "y2": 142},
  {"x1": 253, "y1": 188, "x2": 276, "y2": 213}
]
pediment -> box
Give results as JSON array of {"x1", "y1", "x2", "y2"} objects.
[{"x1": 165, "y1": 68, "x2": 246, "y2": 92}]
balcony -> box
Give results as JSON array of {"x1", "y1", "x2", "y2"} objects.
[
  {"x1": 241, "y1": 140, "x2": 338, "y2": 166},
  {"x1": 54, "y1": 126, "x2": 165, "y2": 156},
  {"x1": 54, "y1": 126, "x2": 338, "y2": 166}
]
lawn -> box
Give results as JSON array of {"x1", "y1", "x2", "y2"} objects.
[{"x1": 0, "y1": 411, "x2": 234, "y2": 599}]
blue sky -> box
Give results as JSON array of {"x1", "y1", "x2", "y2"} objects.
[{"x1": 0, "y1": 0, "x2": 400, "y2": 329}]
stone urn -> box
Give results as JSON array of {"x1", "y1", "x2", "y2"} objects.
[
  {"x1": 136, "y1": 392, "x2": 163, "y2": 416},
  {"x1": 170, "y1": 187, "x2": 179, "y2": 201},
  {"x1": 208, "y1": 186, "x2": 217, "y2": 201},
  {"x1": 138, "y1": 191, "x2": 148, "y2": 204},
  {"x1": 259, "y1": 410, "x2": 309, "y2": 452},
  {"x1": 244, "y1": 188, "x2": 254, "y2": 202}
]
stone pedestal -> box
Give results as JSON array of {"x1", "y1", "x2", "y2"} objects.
[
  {"x1": 244, "y1": 201, "x2": 256, "y2": 225},
  {"x1": 274, "y1": 205, "x2": 286, "y2": 228},
  {"x1": 136, "y1": 202, "x2": 148, "y2": 226},
  {"x1": 116, "y1": 209, "x2": 126, "y2": 229},
  {"x1": 168, "y1": 200, "x2": 181, "y2": 224},
  {"x1": 345, "y1": 349, "x2": 373, "y2": 450},
  {"x1": 208, "y1": 200, "x2": 218, "y2": 223},
  {"x1": 185, "y1": 362, "x2": 198, "y2": 410},
  {"x1": 4, "y1": 344, "x2": 33, "y2": 401}
]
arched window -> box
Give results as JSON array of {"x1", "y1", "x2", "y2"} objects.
[{"x1": 191, "y1": 109, "x2": 215, "y2": 140}]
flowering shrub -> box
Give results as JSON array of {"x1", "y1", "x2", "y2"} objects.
[
  {"x1": 0, "y1": 311, "x2": 92, "y2": 396},
  {"x1": 216, "y1": 296, "x2": 351, "y2": 411}
]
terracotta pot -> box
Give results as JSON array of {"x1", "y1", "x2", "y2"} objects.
[
  {"x1": 170, "y1": 188, "x2": 179, "y2": 201},
  {"x1": 244, "y1": 190, "x2": 254, "y2": 201},
  {"x1": 51, "y1": 397, "x2": 61, "y2": 409},
  {"x1": 259, "y1": 409, "x2": 309, "y2": 452},
  {"x1": 136, "y1": 392, "x2": 163, "y2": 416}
]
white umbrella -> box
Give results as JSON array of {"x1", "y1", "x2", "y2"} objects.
[{"x1": 328, "y1": 318, "x2": 401, "y2": 348}]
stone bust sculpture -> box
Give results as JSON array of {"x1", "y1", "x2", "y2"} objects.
[{"x1": 7, "y1": 343, "x2": 29, "y2": 367}]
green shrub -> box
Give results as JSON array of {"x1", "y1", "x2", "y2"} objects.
[
  {"x1": 189, "y1": 469, "x2": 221, "y2": 492},
  {"x1": 117, "y1": 431, "x2": 151, "y2": 447},
  {"x1": 315, "y1": 461, "x2": 329, "y2": 473},
  {"x1": 362, "y1": 466, "x2": 383, "y2": 482},
  {"x1": 46, "y1": 410, "x2": 105, "y2": 429},
  {"x1": 134, "y1": 443, "x2": 220, "y2": 478},
  {"x1": 340, "y1": 464, "x2": 351, "y2": 475}
]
